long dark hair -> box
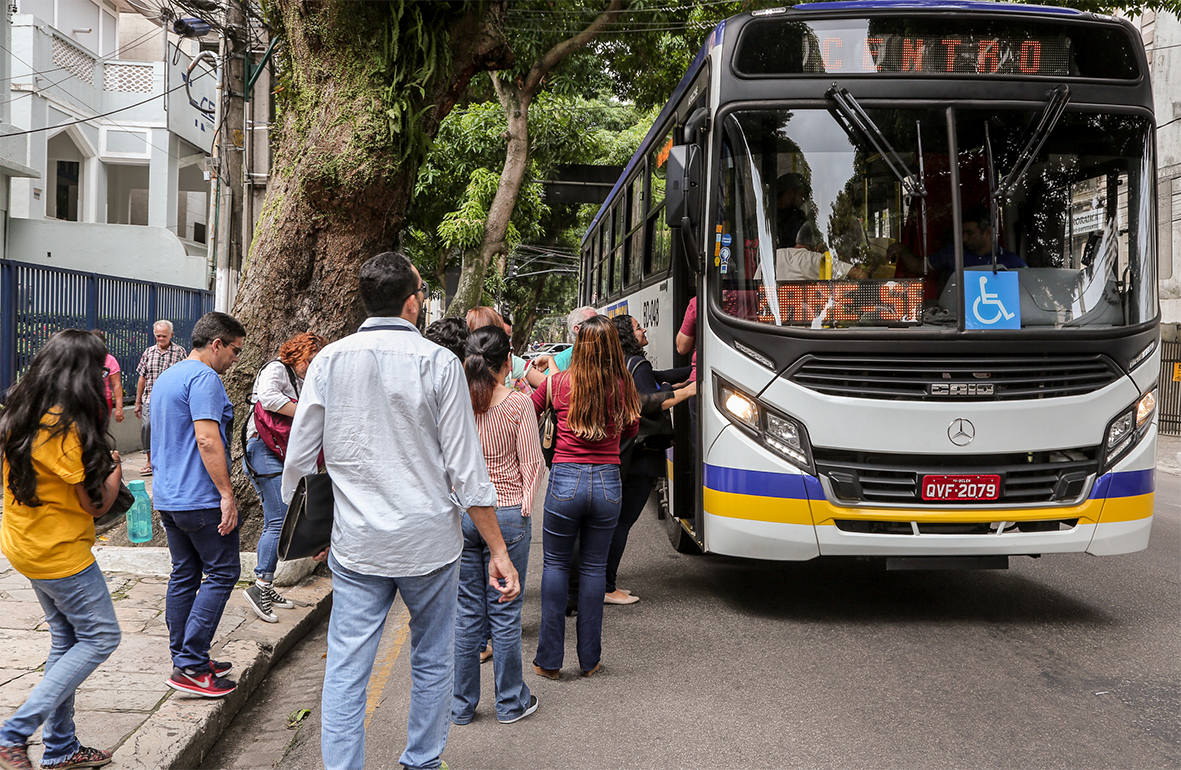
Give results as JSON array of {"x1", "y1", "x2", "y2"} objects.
[
  {"x1": 464, "y1": 326, "x2": 511, "y2": 414},
  {"x1": 611, "y1": 314, "x2": 646, "y2": 359},
  {"x1": 1, "y1": 329, "x2": 112, "y2": 507},
  {"x1": 567, "y1": 315, "x2": 640, "y2": 440}
]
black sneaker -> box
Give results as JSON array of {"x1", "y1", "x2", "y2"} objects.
[
  {"x1": 498, "y1": 694, "x2": 539, "y2": 724},
  {"x1": 259, "y1": 582, "x2": 295, "y2": 610},
  {"x1": 244, "y1": 583, "x2": 278, "y2": 623},
  {"x1": 166, "y1": 667, "x2": 236, "y2": 698},
  {"x1": 208, "y1": 659, "x2": 232, "y2": 676}
]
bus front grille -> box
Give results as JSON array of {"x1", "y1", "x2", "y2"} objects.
[
  {"x1": 787, "y1": 354, "x2": 1121, "y2": 401},
  {"x1": 812, "y1": 447, "x2": 1100, "y2": 506}
]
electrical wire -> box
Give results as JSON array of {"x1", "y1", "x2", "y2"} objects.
[
  {"x1": 0, "y1": 26, "x2": 220, "y2": 161},
  {"x1": 0, "y1": 25, "x2": 163, "y2": 90},
  {"x1": 2, "y1": 68, "x2": 214, "y2": 139}
]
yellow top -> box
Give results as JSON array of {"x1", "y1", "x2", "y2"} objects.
[{"x1": 1, "y1": 422, "x2": 96, "y2": 580}]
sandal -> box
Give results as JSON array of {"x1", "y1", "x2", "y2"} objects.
[{"x1": 139, "y1": 466, "x2": 152, "y2": 476}]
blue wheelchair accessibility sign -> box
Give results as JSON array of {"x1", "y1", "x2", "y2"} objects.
[{"x1": 965, "y1": 271, "x2": 1020, "y2": 330}]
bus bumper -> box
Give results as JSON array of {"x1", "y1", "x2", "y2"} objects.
[{"x1": 701, "y1": 426, "x2": 1156, "y2": 560}]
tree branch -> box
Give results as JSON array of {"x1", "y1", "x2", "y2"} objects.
[{"x1": 522, "y1": 0, "x2": 628, "y2": 95}]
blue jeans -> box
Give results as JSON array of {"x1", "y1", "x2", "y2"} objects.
[
  {"x1": 322, "y1": 552, "x2": 459, "y2": 770},
  {"x1": 452, "y1": 506, "x2": 531, "y2": 724},
  {"x1": 159, "y1": 507, "x2": 241, "y2": 671},
  {"x1": 244, "y1": 436, "x2": 285, "y2": 581},
  {"x1": 536, "y1": 462, "x2": 621, "y2": 673},
  {"x1": 0, "y1": 562, "x2": 121, "y2": 763}
]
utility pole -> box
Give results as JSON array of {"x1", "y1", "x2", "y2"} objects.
[{"x1": 219, "y1": 0, "x2": 245, "y2": 309}]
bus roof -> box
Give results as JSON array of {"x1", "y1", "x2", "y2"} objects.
[
  {"x1": 795, "y1": 1, "x2": 1082, "y2": 14},
  {"x1": 582, "y1": 0, "x2": 1094, "y2": 246},
  {"x1": 584, "y1": 20, "x2": 726, "y2": 243}
]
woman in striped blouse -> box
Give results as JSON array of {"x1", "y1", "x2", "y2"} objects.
[{"x1": 452, "y1": 325, "x2": 543, "y2": 725}]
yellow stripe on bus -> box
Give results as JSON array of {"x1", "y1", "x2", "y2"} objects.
[
  {"x1": 703, "y1": 488, "x2": 813, "y2": 525},
  {"x1": 1097, "y1": 493, "x2": 1155, "y2": 523}
]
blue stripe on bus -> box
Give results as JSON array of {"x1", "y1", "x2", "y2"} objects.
[
  {"x1": 1097, "y1": 469, "x2": 1154, "y2": 499},
  {"x1": 796, "y1": 1, "x2": 1081, "y2": 14},
  {"x1": 704, "y1": 464, "x2": 810, "y2": 500}
]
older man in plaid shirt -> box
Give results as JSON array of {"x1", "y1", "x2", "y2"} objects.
[{"x1": 134, "y1": 320, "x2": 187, "y2": 475}]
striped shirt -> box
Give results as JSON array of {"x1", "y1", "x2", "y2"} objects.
[
  {"x1": 135, "y1": 342, "x2": 187, "y2": 410},
  {"x1": 475, "y1": 390, "x2": 543, "y2": 515}
]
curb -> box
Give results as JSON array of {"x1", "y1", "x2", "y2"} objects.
[{"x1": 112, "y1": 574, "x2": 333, "y2": 770}]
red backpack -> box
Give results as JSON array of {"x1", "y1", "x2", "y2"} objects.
[{"x1": 241, "y1": 360, "x2": 299, "y2": 478}]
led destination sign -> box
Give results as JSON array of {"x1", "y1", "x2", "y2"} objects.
[
  {"x1": 815, "y1": 34, "x2": 1071, "y2": 76},
  {"x1": 732, "y1": 18, "x2": 1128, "y2": 79}
]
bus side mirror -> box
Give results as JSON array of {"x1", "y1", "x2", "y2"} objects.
[{"x1": 665, "y1": 144, "x2": 701, "y2": 229}]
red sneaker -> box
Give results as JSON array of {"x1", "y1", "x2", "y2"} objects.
[
  {"x1": 39, "y1": 745, "x2": 112, "y2": 769},
  {"x1": 0, "y1": 744, "x2": 32, "y2": 770},
  {"x1": 166, "y1": 667, "x2": 236, "y2": 698},
  {"x1": 208, "y1": 659, "x2": 233, "y2": 676}
]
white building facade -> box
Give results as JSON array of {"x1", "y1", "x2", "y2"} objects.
[{"x1": 4, "y1": 1, "x2": 215, "y2": 289}]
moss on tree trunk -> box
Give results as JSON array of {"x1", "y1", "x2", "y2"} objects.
[{"x1": 224, "y1": 0, "x2": 511, "y2": 547}]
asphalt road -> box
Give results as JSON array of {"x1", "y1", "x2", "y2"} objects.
[{"x1": 203, "y1": 469, "x2": 1180, "y2": 770}]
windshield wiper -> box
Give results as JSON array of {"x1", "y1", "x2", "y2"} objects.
[
  {"x1": 984, "y1": 84, "x2": 1071, "y2": 270},
  {"x1": 994, "y1": 84, "x2": 1070, "y2": 202},
  {"x1": 826, "y1": 85, "x2": 926, "y2": 200}
]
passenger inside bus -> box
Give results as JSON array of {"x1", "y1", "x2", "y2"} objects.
[
  {"x1": 889, "y1": 205, "x2": 1026, "y2": 285},
  {"x1": 774, "y1": 172, "x2": 811, "y2": 251},
  {"x1": 754, "y1": 221, "x2": 869, "y2": 282}
]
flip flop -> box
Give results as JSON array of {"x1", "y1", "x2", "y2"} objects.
[{"x1": 140, "y1": 466, "x2": 152, "y2": 476}]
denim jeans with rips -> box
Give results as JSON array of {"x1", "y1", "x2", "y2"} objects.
[{"x1": 0, "y1": 562, "x2": 121, "y2": 764}]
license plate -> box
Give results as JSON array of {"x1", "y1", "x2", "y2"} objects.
[{"x1": 921, "y1": 474, "x2": 1001, "y2": 501}]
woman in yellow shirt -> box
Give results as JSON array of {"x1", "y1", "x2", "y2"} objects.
[{"x1": 0, "y1": 330, "x2": 125, "y2": 770}]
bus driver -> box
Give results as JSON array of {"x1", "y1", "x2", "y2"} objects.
[{"x1": 889, "y1": 205, "x2": 1026, "y2": 282}]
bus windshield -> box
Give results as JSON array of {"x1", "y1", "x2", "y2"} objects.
[{"x1": 716, "y1": 107, "x2": 1155, "y2": 331}]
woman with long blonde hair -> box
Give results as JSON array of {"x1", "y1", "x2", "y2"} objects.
[{"x1": 529, "y1": 314, "x2": 640, "y2": 678}]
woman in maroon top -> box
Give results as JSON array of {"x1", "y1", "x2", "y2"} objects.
[{"x1": 530, "y1": 315, "x2": 640, "y2": 678}]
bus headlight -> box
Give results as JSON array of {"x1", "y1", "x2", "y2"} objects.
[
  {"x1": 715, "y1": 376, "x2": 814, "y2": 473},
  {"x1": 1103, "y1": 386, "x2": 1157, "y2": 470},
  {"x1": 765, "y1": 412, "x2": 811, "y2": 467},
  {"x1": 719, "y1": 381, "x2": 759, "y2": 429}
]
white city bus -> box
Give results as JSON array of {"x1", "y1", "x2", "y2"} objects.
[{"x1": 581, "y1": 1, "x2": 1160, "y2": 568}]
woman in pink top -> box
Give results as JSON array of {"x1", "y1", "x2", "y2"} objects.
[
  {"x1": 90, "y1": 330, "x2": 124, "y2": 423},
  {"x1": 530, "y1": 315, "x2": 640, "y2": 678},
  {"x1": 453, "y1": 325, "x2": 542, "y2": 725}
]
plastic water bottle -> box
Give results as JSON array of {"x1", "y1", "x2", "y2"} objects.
[{"x1": 126, "y1": 479, "x2": 153, "y2": 544}]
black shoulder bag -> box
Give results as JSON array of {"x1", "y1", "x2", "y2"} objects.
[{"x1": 277, "y1": 322, "x2": 413, "y2": 561}]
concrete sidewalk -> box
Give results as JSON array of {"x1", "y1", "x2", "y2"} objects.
[
  {"x1": 0, "y1": 448, "x2": 333, "y2": 770},
  {"x1": 0, "y1": 552, "x2": 331, "y2": 770}
]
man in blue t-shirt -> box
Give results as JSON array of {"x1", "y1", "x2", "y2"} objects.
[
  {"x1": 893, "y1": 205, "x2": 1026, "y2": 280},
  {"x1": 532, "y1": 306, "x2": 595, "y2": 374},
  {"x1": 150, "y1": 311, "x2": 246, "y2": 699}
]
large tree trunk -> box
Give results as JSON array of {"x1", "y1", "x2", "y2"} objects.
[
  {"x1": 446, "y1": 0, "x2": 628, "y2": 318},
  {"x1": 224, "y1": 0, "x2": 511, "y2": 541}
]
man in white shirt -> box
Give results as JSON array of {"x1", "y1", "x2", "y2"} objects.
[
  {"x1": 755, "y1": 221, "x2": 865, "y2": 282},
  {"x1": 282, "y1": 252, "x2": 519, "y2": 770}
]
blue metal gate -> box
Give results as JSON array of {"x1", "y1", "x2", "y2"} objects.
[{"x1": 0, "y1": 260, "x2": 213, "y2": 401}]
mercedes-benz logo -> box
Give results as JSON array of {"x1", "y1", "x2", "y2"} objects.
[{"x1": 948, "y1": 418, "x2": 975, "y2": 446}]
